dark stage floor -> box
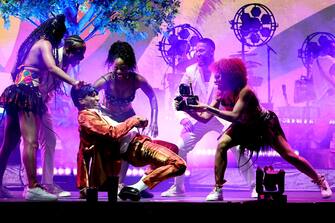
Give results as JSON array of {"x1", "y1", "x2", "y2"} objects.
[
  {"x1": 1, "y1": 167, "x2": 334, "y2": 220},
  {"x1": 1, "y1": 188, "x2": 335, "y2": 202},
  {"x1": 0, "y1": 190, "x2": 334, "y2": 221}
]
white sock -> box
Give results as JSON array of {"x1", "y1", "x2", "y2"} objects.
[{"x1": 129, "y1": 175, "x2": 149, "y2": 192}]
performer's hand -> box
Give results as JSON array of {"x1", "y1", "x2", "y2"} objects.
[
  {"x1": 180, "y1": 118, "x2": 193, "y2": 132},
  {"x1": 145, "y1": 122, "x2": 158, "y2": 138},
  {"x1": 174, "y1": 98, "x2": 185, "y2": 111},
  {"x1": 74, "y1": 80, "x2": 86, "y2": 89},
  {"x1": 135, "y1": 116, "x2": 149, "y2": 128}
]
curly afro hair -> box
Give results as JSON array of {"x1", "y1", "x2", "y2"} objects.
[{"x1": 210, "y1": 58, "x2": 247, "y2": 92}]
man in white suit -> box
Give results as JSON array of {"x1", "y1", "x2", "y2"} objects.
[{"x1": 161, "y1": 38, "x2": 257, "y2": 198}]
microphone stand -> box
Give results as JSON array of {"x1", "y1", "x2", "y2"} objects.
[{"x1": 265, "y1": 44, "x2": 277, "y2": 110}]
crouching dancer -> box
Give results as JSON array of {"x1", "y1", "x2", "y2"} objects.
[{"x1": 71, "y1": 84, "x2": 186, "y2": 201}]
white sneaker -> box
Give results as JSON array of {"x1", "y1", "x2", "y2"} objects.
[
  {"x1": 161, "y1": 185, "x2": 185, "y2": 197},
  {"x1": 312, "y1": 175, "x2": 332, "y2": 199},
  {"x1": 43, "y1": 184, "x2": 71, "y2": 197},
  {"x1": 24, "y1": 186, "x2": 58, "y2": 201},
  {"x1": 206, "y1": 187, "x2": 223, "y2": 201},
  {"x1": 251, "y1": 186, "x2": 258, "y2": 198}
]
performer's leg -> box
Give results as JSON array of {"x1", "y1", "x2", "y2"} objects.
[
  {"x1": 39, "y1": 110, "x2": 71, "y2": 196},
  {"x1": 77, "y1": 147, "x2": 90, "y2": 198},
  {"x1": 118, "y1": 161, "x2": 129, "y2": 185},
  {"x1": 230, "y1": 146, "x2": 256, "y2": 197},
  {"x1": 19, "y1": 111, "x2": 57, "y2": 200},
  {"x1": 161, "y1": 121, "x2": 209, "y2": 197},
  {"x1": 39, "y1": 110, "x2": 56, "y2": 185},
  {"x1": 273, "y1": 135, "x2": 332, "y2": 198},
  {"x1": 19, "y1": 111, "x2": 40, "y2": 188},
  {"x1": 206, "y1": 134, "x2": 235, "y2": 201},
  {"x1": 128, "y1": 140, "x2": 186, "y2": 190},
  {"x1": 0, "y1": 113, "x2": 21, "y2": 198}
]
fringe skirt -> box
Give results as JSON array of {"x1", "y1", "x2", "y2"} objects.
[
  {"x1": 224, "y1": 110, "x2": 286, "y2": 153},
  {"x1": 0, "y1": 84, "x2": 47, "y2": 116}
]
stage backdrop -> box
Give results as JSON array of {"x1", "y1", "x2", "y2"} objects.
[{"x1": 1, "y1": 1, "x2": 335, "y2": 174}]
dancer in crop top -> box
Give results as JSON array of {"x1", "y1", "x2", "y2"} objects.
[
  {"x1": 93, "y1": 41, "x2": 158, "y2": 198},
  {"x1": 0, "y1": 15, "x2": 83, "y2": 201}
]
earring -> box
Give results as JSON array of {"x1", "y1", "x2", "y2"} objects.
[{"x1": 111, "y1": 72, "x2": 116, "y2": 79}]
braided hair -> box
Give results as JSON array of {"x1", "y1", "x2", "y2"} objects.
[
  {"x1": 11, "y1": 14, "x2": 66, "y2": 81},
  {"x1": 64, "y1": 35, "x2": 86, "y2": 55},
  {"x1": 43, "y1": 35, "x2": 87, "y2": 95},
  {"x1": 105, "y1": 41, "x2": 137, "y2": 72},
  {"x1": 43, "y1": 35, "x2": 87, "y2": 96}
]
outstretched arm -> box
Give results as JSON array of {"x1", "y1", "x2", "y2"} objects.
[
  {"x1": 197, "y1": 89, "x2": 249, "y2": 123},
  {"x1": 183, "y1": 99, "x2": 220, "y2": 123},
  {"x1": 188, "y1": 88, "x2": 251, "y2": 123},
  {"x1": 78, "y1": 110, "x2": 141, "y2": 140},
  {"x1": 40, "y1": 40, "x2": 78, "y2": 86},
  {"x1": 138, "y1": 74, "x2": 159, "y2": 137}
]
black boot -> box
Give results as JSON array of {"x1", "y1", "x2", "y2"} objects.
[
  {"x1": 107, "y1": 176, "x2": 119, "y2": 202},
  {"x1": 86, "y1": 187, "x2": 98, "y2": 202}
]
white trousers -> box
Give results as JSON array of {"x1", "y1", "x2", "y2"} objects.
[{"x1": 174, "y1": 117, "x2": 255, "y2": 189}]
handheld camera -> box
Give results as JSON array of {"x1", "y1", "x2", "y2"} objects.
[{"x1": 174, "y1": 83, "x2": 199, "y2": 111}]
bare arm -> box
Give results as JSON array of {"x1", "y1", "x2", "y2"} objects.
[
  {"x1": 138, "y1": 74, "x2": 158, "y2": 137},
  {"x1": 202, "y1": 89, "x2": 249, "y2": 123},
  {"x1": 185, "y1": 99, "x2": 220, "y2": 123},
  {"x1": 187, "y1": 88, "x2": 251, "y2": 123},
  {"x1": 78, "y1": 110, "x2": 141, "y2": 140},
  {"x1": 40, "y1": 40, "x2": 78, "y2": 86},
  {"x1": 93, "y1": 73, "x2": 110, "y2": 90}
]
